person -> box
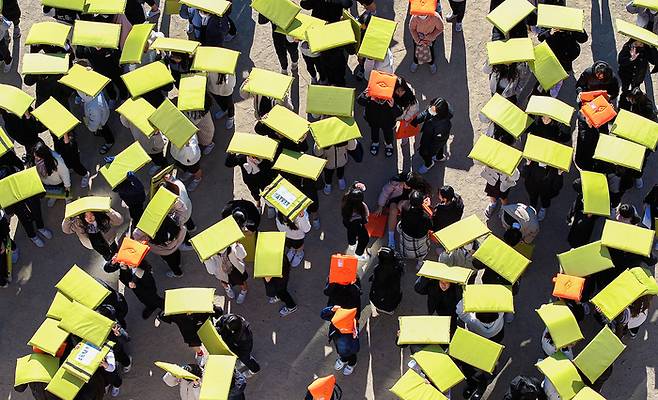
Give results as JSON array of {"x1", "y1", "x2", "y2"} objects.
[
  {"x1": 0, "y1": 16, "x2": 13, "y2": 72},
  {"x1": 324, "y1": 275, "x2": 362, "y2": 318},
  {"x1": 162, "y1": 175, "x2": 196, "y2": 247},
  {"x1": 501, "y1": 203, "x2": 540, "y2": 244},
  {"x1": 0, "y1": 211, "x2": 17, "y2": 288},
  {"x1": 489, "y1": 0, "x2": 529, "y2": 40},
  {"x1": 356, "y1": 87, "x2": 402, "y2": 158},
  {"x1": 183, "y1": 96, "x2": 216, "y2": 156},
  {"x1": 485, "y1": 62, "x2": 529, "y2": 105},
  {"x1": 299, "y1": 39, "x2": 324, "y2": 84},
  {"x1": 411, "y1": 97, "x2": 453, "y2": 173},
  {"x1": 262, "y1": 251, "x2": 298, "y2": 317},
  {"x1": 100, "y1": 348, "x2": 122, "y2": 397},
  {"x1": 62, "y1": 210, "x2": 123, "y2": 260},
  {"x1": 104, "y1": 256, "x2": 165, "y2": 320},
  {"x1": 215, "y1": 313, "x2": 261, "y2": 377},
  {"x1": 169, "y1": 134, "x2": 203, "y2": 192},
  {"x1": 304, "y1": 375, "x2": 343, "y2": 400},
  {"x1": 314, "y1": 139, "x2": 358, "y2": 195},
  {"x1": 414, "y1": 275, "x2": 463, "y2": 333},
  {"x1": 203, "y1": 241, "x2": 249, "y2": 304},
  {"x1": 276, "y1": 210, "x2": 312, "y2": 268},
  {"x1": 31, "y1": 141, "x2": 71, "y2": 208},
  {"x1": 626, "y1": 0, "x2": 658, "y2": 34},
  {"x1": 196, "y1": 9, "x2": 230, "y2": 47},
  {"x1": 502, "y1": 375, "x2": 547, "y2": 400},
  {"x1": 300, "y1": 0, "x2": 352, "y2": 23},
  {"x1": 537, "y1": 27, "x2": 589, "y2": 74},
  {"x1": 616, "y1": 295, "x2": 652, "y2": 339},
  {"x1": 619, "y1": 87, "x2": 656, "y2": 119},
  {"x1": 112, "y1": 171, "x2": 147, "y2": 225},
  {"x1": 166, "y1": 52, "x2": 194, "y2": 87},
  {"x1": 482, "y1": 155, "x2": 520, "y2": 219},
  {"x1": 575, "y1": 60, "x2": 621, "y2": 104},
  {"x1": 432, "y1": 185, "x2": 464, "y2": 231},
  {"x1": 320, "y1": 306, "x2": 360, "y2": 376},
  {"x1": 225, "y1": 152, "x2": 276, "y2": 206},
  {"x1": 0, "y1": 108, "x2": 45, "y2": 154},
  {"x1": 221, "y1": 200, "x2": 261, "y2": 235},
  {"x1": 257, "y1": 14, "x2": 299, "y2": 75},
  {"x1": 162, "y1": 363, "x2": 202, "y2": 400},
  {"x1": 75, "y1": 89, "x2": 114, "y2": 154},
  {"x1": 393, "y1": 77, "x2": 419, "y2": 128},
  {"x1": 157, "y1": 305, "x2": 223, "y2": 360},
  {"x1": 445, "y1": 0, "x2": 466, "y2": 32},
  {"x1": 408, "y1": 11, "x2": 445, "y2": 74},
  {"x1": 97, "y1": 306, "x2": 132, "y2": 373},
  {"x1": 207, "y1": 71, "x2": 236, "y2": 129},
  {"x1": 134, "y1": 210, "x2": 187, "y2": 278},
  {"x1": 317, "y1": 46, "x2": 350, "y2": 87},
  {"x1": 1, "y1": 0, "x2": 21, "y2": 38},
  {"x1": 119, "y1": 115, "x2": 167, "y2": 175},
  {"x1": 566, "y1": 178, "x2": 600, "y2": 248},
  {"x1": 341, "y1": 182, "x2": 370, "y2": 260},
  {"x1": 397, "y1": 191, "x2": 433, "y2": 268},
  {"x1": 617, "y1": 38, "x2": 655, "y2": 93},
  {"x1": 368, "y1": 247, "x2": 403, "y2": 314},
  {"x1": 607, "y1": 166, "x2": 634, "y2": 211}
]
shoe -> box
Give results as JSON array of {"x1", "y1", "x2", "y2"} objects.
[
  {"x1": 244, "y1": 370, "x2": 259, "y2": 379},
  {"x1": 433, "y1": 153, "x2": 447, "y2": 162},
  {"x1": 455, "y1": 22, "x2": 463, "y2": 32},
  {"x1": 291, "y1": 249, "x2": 304, "y2": 267},
  {"x1": 312, "y1": 218, "x2": 321, "y2": 230},
  {"x1": 179, "y1": 243, "x2": 194, "y2": 252},
  {"x1": 384, "y1": 144, "x2": 394, "y2": 158},
  {"x1": 537, "y1": 207, "x2": 547, "y2": 221},
  {"x1": 484, "y1": 202, "x2": 498, "y2": 218},
  {"x1": 30, "y1": 236, "x2": 45, "y2": 248},
  {"x1": 179, "y1": 171, "x2": 193, "y2": 182},
  {"x1": 370, "y1": 142, "x2": 380, "y2": 156},
  {"x1": 148, "y1": 165, "x2": 160, "y2": 176},
  {"x1": 279, "y1": 305, "x2": 297, "y2": 317},
  {"x1": 267, "y1": 207, "x2": 276, "y2": 219},
  {"x1": 224, "y1": 286, "x2": 235, "y2": 299},
  {"x1": 166, "y1": 271, "x2": 183, "y2": 278},
  {"x1": 629, "y1": 330, "x2": 638, "y2": 340},
  {"x1": 418, "y1": 162, "x2": 434, "y2": 174},
  {"x1": 280, "y1": 68, "x2": 288, "y2": 75},
  {"x1": 225, "y1": 117, "x2": 235, "y2": 130},
  {"x1": 142, "y1": 307, "x2": 156, "y2": 319},
  {"x1": 338, "y1": 178, "x2": 346, "y2": 190},
  {"x1": 0, "y1": 282, "x2": 8, "y2": 288},
  {"x1": 47, "y1": 198, "x2": 57, "y2": 208},
  {"x1": 445, "y1": 13, "x2": 456, "y2": 22},
  {"x1": 286, "y1": 248, "x2": 295, "y2": 261},
  {"x1": 213, "y1": 109, "x2": 227, "y2": 120},
  {"x1": 357, "y1": 251, "x2": 370, "y2": 262},
  {"x1": 429, "y1": 63, "x2": 437, "y2": 74},
  {"x1": 410, "y1": 63, "x2": 418, "y2": 73},
  {"x1": 203, "y1": 142, "x2": 216, "y2": 155},
  {"x1": 38, "y1": 228, "x2": 53, "y2": 240},
  {"x1": 343, "y1": 364, "x2": 355, "y2": 376},
  {"x1": 81, "y1": 172, "x2": 91, "y2": 188},
  {"x1": 470, "y1": 387, "x2": 485, "y2": 400},
  {"x1": 99, "y1": 143, "x2": 113, "y2": 155},
  {"x1": 635, "y1": 177, "x2": 644, "y2": 189},
  {"x1": 122, "y1": 356, "x2": 133, "y2": 373},
  {"x1": 334, "y1": 358, "x2": 346, "y2": 371},
  {"x1": 291, "y1": 62, "x2": 298, "y2": 72},
  {"x1": 187, "y1": 178, "x2": 202, "y2": 192},
  {"x1": 463, "y1": 387, "x2": 476, "y2": 399},
  {"x1": 323, "y1": 184, "x2": 332, "y2": 195},
  {"x1": 110, "y1": 386, "x2": 120, "y2": 397},
  {"x1": 236, "y1": 290, "x2": 247, "y2": 304},
  {"x1": 268, "y1": 296, "x2": 280, "y2": 304}
]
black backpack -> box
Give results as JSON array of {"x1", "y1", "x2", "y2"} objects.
[{"x1": 369, "y1": 247, "x2": 404, "y2": 313}]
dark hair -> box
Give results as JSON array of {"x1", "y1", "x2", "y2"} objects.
[
  {"x1": 276, "y1": 211, "x2": 298, "y2": 230},
  {"x1": 79, "y1": 211, "x2": 112, "y2": 233},
  {"x1": 232, "y1": 210, "x2": 246, "y2": 227},
  {"x1": 409, "y1": 190, "x2": 424, "y2": 209},
  {"x1": 493, "y1": 125, "x2": 515, "y2": 145},
  {"x1": 618, "y1": 204, "x2": 634, "y2": 219},
  {"x1": 592, "y1": 61, "x2": 612, "y2": 81},
  {"x1": 439, "y1": 185, "x2": 455, "y2": 201},
  {"x1": 492, "y1": 63, "x2": 519, "y2": 83},
  {"x1": 183, "y1": 363, "x2": 203, "y2": 379},
  {"x1": 406, "y1": 172, "x2": 432, "y2": 196},
  {"x1": 151, "y1": 214, "x2": 180, "y2": 245},
  {"x1": 476, "y1": 312, "x2": 499, "y2": 324},
  {"x1": 97, "y1": 304, "x2": 116, "y2": 320},
  {"x1": 341, "y1": 184, "x2": 367, "y2": 221},
  {"x1": 630, "y1": 295, "x2": 652, "y2": 317},
  {"x1": 225, "y1": 314, "x2": 243, "y2": 334},
  {"x1": 33, "y1": 141, "x2": 58, "y2": 176},
  {"x1": 429, "y1": 97, "x2": 451, "y2": 119},
  {"x1": 503, "y1": 228, "x2": 522, "y2": 247},
  {"x1": 394, "y1": 76, "x2": 416, "y2": 108}
]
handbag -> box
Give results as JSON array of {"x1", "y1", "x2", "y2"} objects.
[
  {"x1": 415, "y1": 44, "x2": 432, "y2": 65},
  {"x1": 347, "y1": 141, "x2": 364, "y2": 163}
]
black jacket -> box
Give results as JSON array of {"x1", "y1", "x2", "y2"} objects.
[
  {"x1": 399, "y1": 207, "x2": 432, "y2": 238},
  {"x1": 216, "y1": 314, "x2": 256, "y2": 360},
  {"x1": 618, "y1": 40, "x2": 656, "y2": 88},
  {"x1": 575, "y1": 61, "x2": 621, "y2": 100},
  {"x1": 369, "y1": 258, "x2": 403, "y2": 313},
  {"x1": 24, "y1": 72, "x2": 74, "y2": 106},
  {"x1": 1, "y1": 0, "x2": 20, "y2": 21},
  {"x1": 356, "y1": 91, "x2": 402, "y2": 127},
  {"x1": 324, "y1": 279, "x2": 362, "y2": 318},
  {"x1": 0, "y1": 109, "x2": 45, "y2": 149},
  {"x1": 221, "y1": 199, "x2": 261, "y2": 232},
  {"x1": 300, "y1": 0, "x2": 352, "y2": 22},
  {"x1": 537, "y1": 28, "x2": 588, "y2": 72},
  {"x1": 412, "y1": 108, "x2": 453, "y2": 151},
  {"x1": 527, "y1": 119, "x2": 571, "y2": 143},
  {"x1": 113, "y1": 174, "x2": 146, "y2": 206},
  {"x1": 432, "y1": 195, "x2": 464, "y2": 231},
  {"x1": 414, "y1": 276, "x2": 462, "y2": 318}
]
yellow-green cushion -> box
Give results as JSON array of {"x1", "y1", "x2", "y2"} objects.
[
  {"x1": 0, "y1": 167, "x2": 46, "y2": 208},
  {"x1": 178, "y1": 73, "x2": 207, "y2": 111},
  {"x1": 261, "y1": 105, "x2": 309, "y2": 143},
  {"x1": 25, "y1": 21, "x2": 71, "y2": 48},
  {"x1": 83, "y1": 0, "x2": 127, "y2": 14},
  {"x1": 529, "y1": 42, "x2": 568, "y2": 91},
  {"x1": 191, "y1": 46, "x2": 240, "y2": 74},
  {"x1": 273, "y1": 150, "x2": 327, "y2": 181},
  {"x1": 254, "y1": 231, "x2": 286, "y2": 278},
  {"x1": 58, "y1": 64, "x2": 111, "y2": 97},
  {"x1": 180, "y1": 0, "x2": 230, "y2": 15},
  {"x1": 463, "y1": 284, "x2": 514, "y2": 313},
  {"x1": 28, "y1": 318, "x2": 69, "y2": 356},
  {"x1": 148, "y1": 98, "x2": 198, "y2": 149},
  {"x1": 486, "y1": 0, "x2": 535, "y2": 34},
  {"x1": 58, "y1": 301, "x2": 114, "y2": 347},
  {"x1": 15, "y1": 354, "x2": 60, "y2": 386},
  {"x1": 136, "y1": 186, "x2": 178, "y2": 238},
  {"x1": 261, "y1": 175, "x2": 313, "y2": 219},
  {"x1": 99, "y1": 141, "x2": 151, "y2": 188},
  {"x1": 630, "y1": 267, "x2": 658, "y2": 295},
  {"x1": 227, "y1": 131, "x2": 279, "y2": 160},
  {"x1": 536, "y1": 302, "x2": 584, "y2": 348},
  {"x1": 116, "y1": 97, "x2": 157, "y2": 136},
  {"x1": 557, "y1": 241, "x2": 613, "y2": 277},
  {"x1": 487, "y1": 38, "x2": 535, "y2": 65},
  {"x1": 306, "y1": 19, "x2": 357, "y2": 53},
  {"x1": 342, "y1": 9, "x2": 362, "y2": 50},
  {"x1": 397, "y1": 316, "x2": 451, "y2": 345},
  {"x1": 64, "y1": 196, "x2": 111, "y2": 219},
  {"x1": 536, "y1": 352, "x2": 585, "y2": 400},
  {"x1": 150, "y1": 37, "x2": 200, "y2": 54},
  {"x1": 481, "y1": 93, "x2": 532, "y2": 138},
  {"x1": 30, "y1": 97, "x2": 80, "y2": 139},
  {"x1": 47, "y1": 291, "x2": 73, "y2": 320},
  {"x1": 164, "y1": 287, "x2": 216, "y2": 316},
  {"x1": 55, "y1": 266, "x2": 111, "y2": 311},
  {"x1": 449, "y1": 327, "x2": 504, "y2": 374},
  {"x1": 616, "y1": 18, "x2": 658, "y2": 47},
  {"x1": 45, "y1": 368, "x2": 85, "y2": 400},
  {"x1": 579, "y1": 171, "x2": 610, "y2": 216},
  {"x1": 0, "y1": 84, "x2": 34, "y2": 116},
  {"x1": 358, "y1": 16, "x2": 397, "y2": 61},
  {"x1": 611, "y1": 109, "x2": 658, "y2": 150},
  {"x1": 122, "y1": 61, "x2": 175, "y2": 98},
  {"x1": 42, "y1": 0, "x2": 85, "y2": 11},
  {"x1": 242, "y1": 67, "x2": 293, "y2": 101},
  {"x1": 120, "y1": 23, "x2": 155, "y2": 65},
  {"x1": 417, "y1": 261, "x2": 473, "y2": 284},
  {"x1": 21, "y1": 53, "x2": 70, "y2": 75},
  {"x1": 306, "y1": 85, "x2": 355, "y2": 118},
  {"x1": 572, "y1": 387, "x2": 607, "y2": 400},
  {"x1": 199, "y1": 355, "x2": 238, "y2": 400},
  {"x1": 72, "y1": 20, "x2": 121, "y2": 49},
  {"x1": 433, "y1": 214, "x2": 490, "y2": 252},
  {"x1": 275, "y1": 13, "x2": 326, "y2": 40},
  {"x1": 634, "y1": 0, "x2": 658, "y2": 10},
  {"x1": 536, "y1": 4, "x2": 584, "y2": 31},
  {"x1": 473, "y1": 234, "x2": 531, "y2": 284},
  {"x1": 573, "y1": 326, "x2": 625, "y2": 384},
  {"x1": 197, "y1": 318, "x2": 236, "y2": 356},
  {"x1": 591, "y1": 269, "x2": 649, "y2": 320},
  {"x1": 593, "y1": 134, "x2": 646, "y2": 171},
  {"x1": 525, "y1": 95, "x2": 574, "y2": 126},
  {"x1": 155, "y1": 361, "x2": 201, "y2": 380},
  {"x1": 389, "y1": 370, "x2": 448, "y2": 400},
  {"x1": 309, "y1": 117, "x2": 362, "y2": 149},
  {"x1": 411, "y1": 345, "x2": 465, "y2": 392},
  {"x1": 523, "y1": 134, "x2": 573, "y2": 172},
  {"x1": 190, "y1": 216, "x2": 245, "y2": 261},
  {"x1": 251, "y1": 0, "x2": 300, "y2": 29},
  {"x1": 601, "y1": 219, "x2": 654, "y2": 256}
]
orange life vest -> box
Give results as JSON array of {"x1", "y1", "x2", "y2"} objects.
[
  {"x1": 115, "y1": 237, "x2": 151, "y2": 267},
  {"x1": 329, "y1": 254, "x2": 358, "y2": 285},
  {"x1": 331, "y1": 308, "x2": 357, "y2": 334},
  {"x1": 367, "y1": 70, "x2": 397, "y2": 100},
  {"x1": 308, "y1": 375, "x2": 336, "y2": 400},
  {"x1": 552, "y1": 273, "x2": 586, "y2": 301}
]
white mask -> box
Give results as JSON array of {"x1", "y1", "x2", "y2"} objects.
[
  {"x1": 417, "y1": 15, "x2": 428, "y2": 20},
  {"x1": 428, "y1": 106, "x2": 437, "y2": 116}
]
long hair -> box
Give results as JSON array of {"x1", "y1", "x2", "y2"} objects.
[
  {"x1": 78, "y1": 211, "x2": 111, "y2": 233},
  {"x1": 276, "y1": 211, "x2": 298, "y2": 230},
  {"x1": 341, "y1": 185, "x2": 367, "y2": 221},
  {"x1": 492, "y1": 62, "x2": 519, "y2": 83},
  {"x1": 394, "y1": 76, "x2": 415, "y2": 108},
  {"x1": 630, "y1": 295, "x2": 653, "y2": 317},
  {"x1": 406, "y1": 172, "x2": 432, "y2": 197},
  {"x1": 33, "y1": 141, "x2": 58, "y2": 176}
]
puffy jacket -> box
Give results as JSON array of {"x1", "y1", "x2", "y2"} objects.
[
  {"x1": 501, "y1": 203, "x2": 540, "y2": 243},
  {"x1": 313, "y1": 140, "x2": 357, "y2": 169},
  {"x1": 169, "y1": 134, "x2": 201, "y2": 166},
  {"x1": 481, "y1": 166, "x2": 520, "y2": 193},
  {"x1": 62, "y1": 209, "x2": 124, "y2": 250},
  {"x1": 432, "y1": 194, "x2": 464, "y2": 231},
  {"x1": 537, "y1": 28, "x2": 588, "y2": 72},
  {"x1": 37, "y1": 151, "x2": 71, "y2": 188}
]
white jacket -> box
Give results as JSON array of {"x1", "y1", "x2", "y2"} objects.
[
  {"x1": 364, "y1": 48, "x2": 394, "y2": 80},
  {"x1": 276, "y1": 210, "x2": 311, "y2": 240},
  {"x1": 80, "y1": 92, "x2": 110, "y2": 133},
  {"x1": 456, "y1": 299, "x2": 504, "y2": 339},
  {"x1": 120, "y1": 115, "x2": 165, "y2": 154},
  {"x1": 169, "y1": 134, "x2": 201, "y2": 166},
  {"x1": 163, "y1": 373, "x2": 201, "y2": 400},
  {"x1": 204, "y1": 243, "x2": 247, "y2": 282},
  {"x1": 207, "y1": 72, "x2": 236, "y2": 97},
  {"x1": 39, "y1": 152, "x2": 72, "y2": 188},
  {"x1": 480, "y1": 166, "x2": 520, "y2": 193}
]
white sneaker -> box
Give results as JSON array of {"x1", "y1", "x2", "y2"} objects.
[
  {"x1": 280, "y1": 68, "x2": 288, "y2": 75},
  {"x1": 203, "y1": 142, "x2": 216, "y2": 155},
  {"x1": 224, "y1": 286, "x2": 235, "y2": 299},
  {"x1": 31, "y1": 236, "x2": 45, "y2": 248},
  {"x1": 537, "y1": 207, "x2": 547, "y2": 222},
  {"x1": 38, "y1": 228, "x2": 53, "y2": 240},
  {"x1": 110, "y1": 386, "x2": 120, "y2": 397},
  {"x1": 291, "y1": 249, "x2": 304, "y2": 267},
  {"x1": 323, "y1": 184, "x2": 332, "y2": 195},
  {"x1": 81, "y1": 172, "x2": 91, "y2": 188},
  {"x1": 343, "y1": 364, "x2": 355, "y2": 375},
  {"x1": 268, "y1": 296, "x2": 280, "y2": 304},
  {"x1": 148, "y1": 165, "x2": 160, "y2": 176},
  {"x1": 347, "y1": 244, "x2": 357, "y2": 253},
  {"x1": 338, "y1": 179, "x2": 346, "y2": 190},
  {"x1": 286, "y1": 248, "x2": 295, "y2": 261},
  {"x1": 122, "y1": 356, "x2": 133, "y2": 373},
  {"x1": 635, "y1": 178, "x2": 644, "y2": 189},
  {"x1": 279, "y1": 305, "x2": 297, "y2": 317},
  {"x1": 225, "y1": 117, "x2": 235, "y2": 130},
  {"x1": 357, "y1": 251, "x2": 370, "y2": 262},
  {"x1": 47, "y1": 197, "x2": 57, "y2": 208},
  {"x1": 334, "y1": 358, "x2": 346, "y2": 371},
  {"x1": 236, "y1": 290, "x2": 247, "y2": 304}
]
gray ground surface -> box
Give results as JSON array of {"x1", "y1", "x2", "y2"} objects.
[{"x1": 1, "y1": 0, "x2": 657, "y2": 399}]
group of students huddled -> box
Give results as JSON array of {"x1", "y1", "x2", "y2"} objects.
[{"x1": 2, "y1": 0, "x2": 658, "y2": 399}]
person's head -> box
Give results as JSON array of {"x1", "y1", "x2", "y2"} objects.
[
  {"x1": 593, "y1": 61, "x2": 612, "y2": 82},
  {"x1": 224, "y1": 314, "x2": 243, "y2": 335},
  {"x1": 394, "y1": 76, "x2": 410, "y2": 97},
  {"x1": 630, "y1": 295, "x2": 653, "y2": 317},
  {"x1": 503, "y1": 225, "x2": 523, "y2": 247},
  {"x1": 406, "y1": 172, "x2": 432, "y2": 195},
  {"x1": 377, "y1": 246, "x2": 397, "y2": 269},
  {"x1": 616, "y1": 203, "x2": 636, "y2": 223},
  {"x1": 169, "y1": 51, "x2": 185, "y2": 64},
  {"x1": 182, "y1": 363, "x2": 203, "y2": 380},
  {"x1": 439, "y1": 280, "x2": 451, "y2": 291},
  {"x1": 96, "y1": 304, "x2": 116, "y2": 320},
  {"x1": 391, "y1": 171, "x2": 411, "y2": 188},
  {"x1": 493, "y1": 62, "x2": 519, "y2": 81},
  {"x1": 83, "y1": 211, "x2": 96, "y2": 224},
  {"x1": 232, "y1": 210, "x2": 247, "y2": 228},
  {"x1": 32, "y1": 141, "x2": 58, "y2": 175},
  {"x1": 341, "y1": 182, "x2": 367, "y2": 218},
  {"x1": 475, "y1": 312, "x2": 499, "y2": 324},
  {"x1": 493, "y1": 124, "x2": 515, "y2": 145},
  {"x1": 408, "y1": 190, "x2": 424, "y2": 209},
  {"x1": 428, "y1": 97, "x2": 451, "y2": 119},
  {"x1": 540, "y1": 115, "x2": 552, "y2": 125},
  {"x1": 438, "y1": 185, "x2": 455, "y2": 204},
  {"x1": 626, "y1": 87, "x2": 647, "y2": 105}
]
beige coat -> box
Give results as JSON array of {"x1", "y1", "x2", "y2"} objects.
[
  {"x1": 313, "y1": 139, "x2": 357, "y2": 170},
  {"x1": 62, "y1": 209, "x2": 124, "y2": 250},
  {"x1": 132, "y1": 198, "x2": 188, "y2": 256}
]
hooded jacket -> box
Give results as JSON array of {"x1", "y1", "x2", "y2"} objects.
[
  {"x1": 575, "y1": 60, "x2": 621, "y2": 100},
  {"x1": 432, "y1": 194, "x2": 464, "y2": 231}
]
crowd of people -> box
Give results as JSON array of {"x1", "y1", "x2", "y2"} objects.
[{"x1": 2, "y1": 0, "x2": 658, "y2": 399}]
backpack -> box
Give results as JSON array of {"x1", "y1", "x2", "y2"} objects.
[{"x1": 368, "y1": 247, "x2": 404, "y2": 313}]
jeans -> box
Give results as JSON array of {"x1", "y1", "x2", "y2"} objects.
[{"x1": 346, "y1": 220, "x2": 369, "y2": 256}]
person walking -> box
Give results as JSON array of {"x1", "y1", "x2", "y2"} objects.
[
  {"x1": 501, "y1": 203, "x2": 540, "y2": 244},
  {"x1": 203, "y1": 241, "x2": 249, "y2": 304},
  {"x1": 276, "y1": 210, "x2": 312, "y2": 268},
  {"x1": 31, "y1": 141, "x2": 71, "y2": 209},
  {"x1": 414, "y1": 275, "x2": 463, "y2": 332},
  {"x1": 314, "y1": 139, "x2": 358, "y2": 195},
  {"x1": 321, "y1": 306, "x2": 360, "y2": 376},
  {"x1": 263, "y1": 253, "x2": 298, "y2": 317},
  {"x1": 368, "y1": 247, "x2": 403, "y2": 314},
  {"x1": 215, "y1": 314, "x2": 261, "y2": 377},
  {"x1": 207, "y1": 71, "x2": 236, "y2": 130},
  {"x1": 445, "y1": 0, "x2": 466, "y2": 32},
  {"x1": 408, "y1": 11, "x2": 445, "y2": 73},
  {"x1": 341, "y1": 182, "x2": 370, "y2": 261},
  {"x1": 432, "y1": 185, "x2": 464, "y2": 231},
  {"x1": 411, "y1": 97, "x2": 453, "y2": 173},
  {"x1": 62, "y1": 209, "x2": 123, "y2": 260},
  {"x1": 104, "y1": 256, "x2": 165, "y2": 320}
]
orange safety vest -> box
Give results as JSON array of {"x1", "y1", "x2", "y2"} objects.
[
  {"x1": 580, "y1": 95, "x2": 617, "y2": 128},
  {"x1": 308, "y1": 375, "x2": 336, "y2": 400},
  {"x1": 115, "y1": 237, "x2": 151, "y2": 267},
  {"x1": 331, "y1": 308, "x2": 357, "y2": 334},
  {"x1": 580, "y1": 90, "x2": 609, "y2": 102},
  {"x1": 409, "y1": 0, "x2": 437, "y2": 15},
  {"x1": 367, "y1": 71, "x2": 397, "y2": 100},
  {"x1": 329, "y1": 254, "x2": 358, "y2": 285},
  {"x1": 552, "y1": 273, "x2": 586, "y2": 301}
]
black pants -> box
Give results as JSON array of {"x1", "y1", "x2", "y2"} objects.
[
  {"x1": 211, "y1": 93, "x2": 235, "y2": 118},
  {"x1": 113, "y1": 340, "x2": 131, "y2": 367},
  {"x1": 88, "y1": 232, "x2": 117, "y2": 261},
  {"x1": 238, "y1": 353, "x2": 261, "y2": 373},
  {"x1": 370, "y1": 123, "x2": 394, "y2": 146},
  {"x1": 324, "y1": 167, "x2": 344, "y2": 184},
  {"x1": 0, "y1": 251, "x2": 8, "y2": 286},
  {"x1": 277, "y1": 287, "x2": 296, "y2": 309},
  {"x1": 339, "y1": 353, "x2": 357, "y2": 366},
  {"x1": 161, "y1": 250, "x2": 182, "y2": 275},
  {"x1": 183, "y1": 218, "x2": 195, "y2": 245},
  {"x1": 412, "y1": 41, "x2": 435, "y2": 65},
  {"x1": 53, "y1": 135, "x2": 89, "y2": 176},
  {"x1": 99, "y1": 124, "x2": 115, "y2": 145},
  {"x1": 125, "y1": 202, "x2": 144, "y2": 224},
  {"x1": 346, "y1": 220, "x2": 369, "y2": 256},
  {"x1": 102, "y1": 370, "x2": 122, "y2": 388},
  {"x1": 272, "y1": 32, "x2": 298, "y2": 70},
  {"x1": 419, "y1": 141, "x2": 446, "y2": 167},
  {"x1": 16, "y1": 197, "x2": 44, "y2": 238},
  {"x1": 448, "y1": 0, "x2": 466, "y2": 22},
  {"x1": 134, "y1": 286, "x2": 164, "y2": 312},
  {"x1": 302, "y1": 55, "x2": 324, "y2": 81},
  {"x1": 149, "y1": 151, "x2": 168, "y2": 168},
  {"x1": 0, "y1": 38, "x2": 10, "y2": 65}
]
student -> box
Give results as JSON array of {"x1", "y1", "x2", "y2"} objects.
[
  {"x1": 31, "y1": 141, "x2": 71, "y2": 208},
  {"x1": 432, "y1": 185, "x2": 464, "y2": 231},
  {"x1": 626, "y1": 0, "x2": 658, "y2": 33},
  {"x1": 397, "y1": 191, "x2": 433, "y2": 268},
  {"x1": 62, "y1": 209, "x2": 123, "y2": 260},
  {"x1": 341, "y1": 182, "x2": 370, "y2": 260},
  {"x1": 257, "y1": 14, "x2": 299, "y2": 75},
  {"x1": 324, "y1": 274, "x2": 362, "y2": 318},
  {"x1": 617, "y1": 295, "x2": 652, "y2": 339},
  {"x1": 133, "y1": 211, "x2": 187, "y2": 278},
  {"x1": 204, "y1": 241, "x2": 249, "y2": 304},
  {"x1": 482, "y1": 153, "x2": 520, "y2": 218},
  {"x1": 100, "y1": 348, "x2": 122, "y2": 397},
  {"x1": 75, "y1": 89, "x2": 114, "y2": 154},
  {"x1": 414, "y1": 276, "x2": 463, "y2": 332},
  {"x1": 408, "y1": 11, "x2": 445, "y2": 74},
  {"x1": 162, "y1": 363, "x2": 202, "y2": 400},
  {"x1": 502, "y1": 375, "x2": 546, "y2": 400},
  {"x1": 215, "y1": 313, "x2": 261, "y2": 377},
  {"x1": 104, "y1": 256, "x2": 165, "y2": 320},
  {"x1": 489, "y1": 0, "x2": 529, "y2": 40},
  {"x1": 619, "y1": 87, "x2": 656, "y2": 120},
  {"x1": 607, "y1": 166, "x2": 634, "y2": 211},
  {"x1": 166, "y1": 52, "x2": 194, "y2": 87},
  {"x1": 181, "y1": 99, "x2": 216, "y2": 157},
  {"x1": 393, "y1": 77, "x2": 419, "y2": 126},
  {"x1": 304, "y1": 375, "x2": 343, "y2": 400},
  {"x1": 299, "y1": 39, "x2": 324, "y2": 84},
  {"x1": 485, "y1": 62, "x2": 529, "y2": 105},
  {"x1": 501, "y1": 203, "x2": 540, "y2": 244},
  {"x1": 537, "y1": 27, "x2": 589, "y2": 74},
  {"x1": 575, "y1": 60, "x2": 621, "y2": 104},
  {"x1": 618, "y1": 39, "x2": 655, "y2": 93},
  {"x1": 225, "y1": 152, "x2": 276, "y2": 205},
  {"x1": 97, "y1": 306, "x2": 132, "y2": 373},
  {"x1": 276, "y1": 210, "x2": 311, "y2": 267},
  {"x1": 169, "y1": 135, "x2": 203, "y2": 192},
  {"x1": 0, "y1": 108, "x2": 45, "y2": 154},
  {"x1": 207, "y1": 71, "x2": 236, "y2": 129},
  {"x1": 320, "y1": 306, "x2": 360, "y2": 376},
  {"x1": 318, "y1": 46, "x2": 350, "y2": 87},
  {"x1": 157, "y1": 305, "x2": 224, "y2": 360},
  {"x1": 300, "y1": 0, "x2": 352, "y2": 23},
  {"x1": 1, "y1": 0, "x2": 21, "y2": 38},
  {"x1": 411, "y1": 97, "x2": 453, "y2": 173},
  {"x1": 566, "y1": 178, "x2": 600, "y2": 248},
  {"x1": 196, "y1": 9, "x2": 230, "y2": 47},
  {"x1": 314, "y1": 139, "x2": 358, "y2": 195},
  {"x1": 119, "y1": 116, "x2": 167, "y2": 175},
  {"x1": 445, "y1": 0, "x2": 466, "y2": 32},
  {"x1": 263, "y1": 252, "x2": 298, "y2": 317},
  {"x1": 221, "y1": 200, "x2": 261, "y2": 235},
  {"x1": 356, "y1": 87, "x2": 402, "y2": 157},
  {"x1": 76, "y1": 48, "x2": 125, "y2": 101},
  {"x1": 0, "y1": 16, "x2": 12, "y2": 72},
  {"x1": 368, "y1": 247, "x2": 403, "y2": 314}
]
